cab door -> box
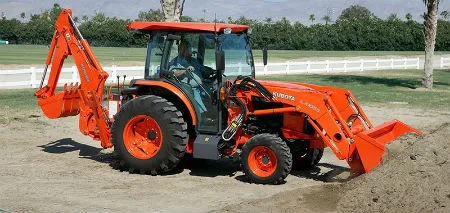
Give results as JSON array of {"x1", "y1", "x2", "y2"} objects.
[{"x1": 162, "y1": 33, "x2": 221, "y2": 134}]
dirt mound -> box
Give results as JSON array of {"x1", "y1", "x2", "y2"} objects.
[{"x1": 338, "y1": 123, "x2": 450, "y2": 213}]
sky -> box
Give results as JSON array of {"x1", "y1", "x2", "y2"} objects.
[{"x1": 0, "y1": 0, "x2": 449, "y2": 24}]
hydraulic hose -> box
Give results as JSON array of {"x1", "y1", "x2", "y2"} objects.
[{"x1": 221, "y1": 77, "x2": 273, "y2": 141}]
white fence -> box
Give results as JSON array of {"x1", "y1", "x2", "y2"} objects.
[
  {"x1": 1, "y1": 57, "x2": 450, "y2": 88},
  {"x1": 257, "y1": 58, "x2": 421, "y2": 75},
  {"x1": 0, "y1": 65, "x2": 145, "y2": 89}
]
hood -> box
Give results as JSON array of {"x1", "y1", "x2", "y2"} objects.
[
  {"x1": 257, "y1": 80, "x2": 316, "y2": 92},
  {"x1": 254, "y1": 80, "x2": 349, "y2": 119},
  {"x1": 256, "y1": 80, "x2": 344, "y2": 96}
]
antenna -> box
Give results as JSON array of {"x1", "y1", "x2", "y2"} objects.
[
  {"x1": 214, "y1": 13, "x2": 217, "y2": 33},
  {"x1": 214, "y1": 13, "x2": 219, "y2": 40},
  {"x1": 202, "y1": 9, "x2": 207, "y2": 21}
]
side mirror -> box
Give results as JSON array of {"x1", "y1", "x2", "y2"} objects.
[
  {"x1": 262, "y1": 48, "x2": 268, "y2": 66},
  {"x1": 216, "y1": 50, "x2": 225, "y2": 71}
]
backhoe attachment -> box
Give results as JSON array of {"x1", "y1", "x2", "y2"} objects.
[{"x1": 35, "y1": 9, "x2": 112, "y2": 148}]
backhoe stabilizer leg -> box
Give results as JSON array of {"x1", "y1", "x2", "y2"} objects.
[
  {"x1": 78, "y1": 90, "x2": 113, "y2": 148},
  {"x1": 348, "y1": 119, "x2": 423, "y2": 174}
]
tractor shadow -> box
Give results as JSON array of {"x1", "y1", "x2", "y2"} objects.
[
  {"x1": 233, "y1": 163, "x2": 351, "y2": 185},
  {"x1": 38, "y1": 138, "x2": 240, "y2": 177},
  {"x1": 38, "y1": 138, "x2": 117, "y2": 165},
  {"x1": 180, "y1": 157, "x2": 241, "y2": 177},
  {"x1": 321, "y1": 74, "x2": 450, "y2": 89},
  {"x1": 290, "y1": 163, "x2": 352, "y2": 183},
  {"x1": 38, "y1": 138, "x2": 350, "y2": 181},
  {"x1": 323, "y1": 75, "x2": 419, "y2": 89}
]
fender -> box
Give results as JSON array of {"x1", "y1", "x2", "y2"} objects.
[{"x1": 133, "y1": 80, "x2": 197, "y2": 125}]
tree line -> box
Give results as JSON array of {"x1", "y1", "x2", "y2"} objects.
[{"x1": 1, "y1": 4, "x2": 450, "y2": 51}]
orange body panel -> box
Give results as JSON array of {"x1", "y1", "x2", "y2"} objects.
[{"x1": 133, "y1": 80, "x2": 197, "y2": 125}]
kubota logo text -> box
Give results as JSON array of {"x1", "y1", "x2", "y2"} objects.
[{"x1": 273, "y1": 92, "x2": 295, "y2": 101}]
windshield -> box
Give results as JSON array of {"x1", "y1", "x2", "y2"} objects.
[
  {"x1": 220, "y1": 33, "x2": 254, "y2": 77},
  {"x1": 144, "y1": 32, "x2": 254, "y2": 79}
]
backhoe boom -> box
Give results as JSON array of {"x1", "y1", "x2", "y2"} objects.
[{"x1": 35, "y1": 9, "x2": 112, "y2": 148}]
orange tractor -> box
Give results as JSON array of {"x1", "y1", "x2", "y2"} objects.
[{"x1": 36, "y1": 9, "x2": 422, "y2": 184}]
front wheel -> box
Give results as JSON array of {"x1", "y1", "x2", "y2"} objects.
[
  {"x1": 241, "y1": 134, "x2": 292, "y2": 184},
  {"x1": 111, "y1": 95, "x2": 188, "y2": 175}
]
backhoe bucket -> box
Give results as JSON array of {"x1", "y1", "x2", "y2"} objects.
[
  {"x1": 349, "y1": 119, "x2": 423, "y2": 174},
  {"x1": 37, "y1": 84, "x2": 81, "y2": 119}
]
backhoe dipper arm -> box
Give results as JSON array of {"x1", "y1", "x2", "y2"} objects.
[{"x1": 35, "y1": 9, "x2": 112, "y2": 148}]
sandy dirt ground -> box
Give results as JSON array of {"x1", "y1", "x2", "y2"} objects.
[
  {"x1": 338, "y1": 123, "x2": 450, "y2": 213},
  {"x1": 0, "y1": 105, "x2": 449, "y2": 213}
]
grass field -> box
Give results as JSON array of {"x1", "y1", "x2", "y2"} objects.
[
  {"x1": 1, "y1": 44, "x2": 449, "y2": 65},
  {"x1": 0, "y1": 45, "x2": 147, "y2": 65}
]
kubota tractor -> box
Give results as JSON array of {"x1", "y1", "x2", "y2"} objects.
[{"x1": 35, "y1": 9, "x2": 422, "y2": 184}]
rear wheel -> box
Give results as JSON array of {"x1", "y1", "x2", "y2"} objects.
[
  {"x1": 241, "y1": 134, "x2": 292, "y2": 184},
  {"x1": 111, "y1": 95, "x2": 188, "y2": 175}
]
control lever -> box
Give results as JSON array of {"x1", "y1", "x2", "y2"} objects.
[
  {"x1": 116, "y1": 75, "x2": 120, "y2": 93},
  {"x1": 122, "y1": 75, "x2": 127, "y2": 89}
]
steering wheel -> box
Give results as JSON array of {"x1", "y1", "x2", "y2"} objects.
[{"x1": 203, "y1": 66, "x2": 226, "y2": 80}]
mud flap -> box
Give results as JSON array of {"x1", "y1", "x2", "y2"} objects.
[{"x1": 349, "y1": 119, "x2": 423, "y2": 174}]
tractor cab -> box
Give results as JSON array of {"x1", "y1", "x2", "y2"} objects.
[{"x1": 128, "y1": 22, "x2": 254, "y2": 133}]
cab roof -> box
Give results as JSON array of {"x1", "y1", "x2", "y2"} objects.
[{"x1": 126, "y1": 22, "x2": 250, "y2": 33}]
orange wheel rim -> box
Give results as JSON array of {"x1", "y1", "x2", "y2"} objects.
[
  {"x1": 247, "y1": 146, "x2": 277, "y2": 178},
  {"x1": 123, "y1": 115, "x2": 163, "y2": 160}
]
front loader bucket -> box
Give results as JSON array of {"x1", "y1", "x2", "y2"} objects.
[
  {"x1": 349, "y1": 119, "x2": 423, "y2": 174},
  {"x1": 37, "y1": 87, "x2": 81, "y2": 119}
]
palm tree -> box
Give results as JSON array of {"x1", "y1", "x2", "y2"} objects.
[
  {"x1": 322, "y1": 15, "x2": 331, "y2": 25},
  {"x1": 387, "y1": 13, "x2": 400, "y2": 22},
  {"x1": 202, "y1": 9, "x2": 207, "y2": 21},
  {"x1": 405, "y1": 13, "x2": 413, "y2": 22},
  {"x1": 309, "y1": 14, "x2": 316, "y2": 24},
  {"x1": 160, "y1": 0, "x2": 186, "y2": 22},
  {"x1": 422, "y1": 0, "x2": 439, "y2": 89},
  {"x1": 440, "y1": 10, "x2": 449, "y2": 20},
  {"x1": 73, "y1": 16, "x2": 79, "y2": 25},
  {"x1": 82, "y1": 15, "x2": 89, "y2": 22},
  {"x1": 264, "y1": 17, "x2": 272, "y2": 24}
]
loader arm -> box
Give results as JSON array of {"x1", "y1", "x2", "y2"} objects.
[
  {"x1": 225, "y1": 78, "x2": 423, "y2": 175},
  {"x1": 35, "y1": 9, "x2": 112, "y2": 148}
]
